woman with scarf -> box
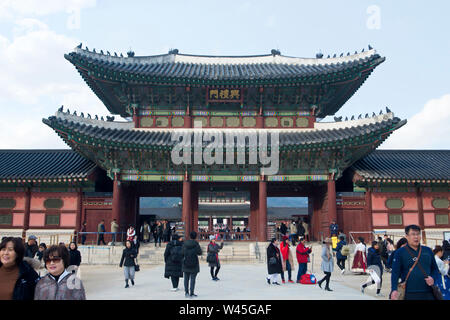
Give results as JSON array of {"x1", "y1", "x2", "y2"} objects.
[{"x1": 207, "y1": 235, "x2": 224, "y2": 281}]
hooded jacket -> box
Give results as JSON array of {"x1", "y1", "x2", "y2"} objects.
[
  {"x1": 182, "y1": 239, "x2": 202, "y2": 274},
  {"x1": 164, "y1": 239, "x2": 184, "y2": 278}
]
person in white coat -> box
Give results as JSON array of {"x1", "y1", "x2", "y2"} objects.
[
  {"x1": 351, "y1": 237, "x2": 368, "y2": 273},
  {"x1": 433, "y1": 245, "x2": 450, "y2": 300}
]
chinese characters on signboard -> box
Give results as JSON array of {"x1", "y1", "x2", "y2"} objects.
[{"x1": 207, "y1": 88, "x2": 242, "y2": 103}]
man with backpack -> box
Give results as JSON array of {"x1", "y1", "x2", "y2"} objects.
[
  {"x1": 164, "y1": 234, "x2": 184, "y2": 291},
  {"x1": 335, "y1": 235, "x2": 349, "y2": 274},
  {"x1": 182, "y1": 231, "x2": 202, "y2": 298}
]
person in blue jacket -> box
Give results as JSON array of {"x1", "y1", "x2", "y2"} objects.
[
  {"x1": 390, "y1": 225, "x2": 441, "y2": 300},
  {"x1": 361, "y1": 241, "x2": 384, "y2": 296},
  {"x1": 334, "y1": 235, "x2": 347, "y2": 274},
  {"x1": 386, "y1": 237, "x2": 407, "y2": 271}
]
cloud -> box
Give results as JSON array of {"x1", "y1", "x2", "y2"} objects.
[
  {"x1": 380, "y1": 94, "x2": 450, "y2": 149},
  {"x1": 0, "y1": 0, "x2": 96, "y2": 19}
]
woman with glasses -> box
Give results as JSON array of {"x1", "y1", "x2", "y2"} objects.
[
  {"x1": 0, "y1": 237, "x2": 40, "y2": 300},
  {"x1": 34, "y1": 244, "x2": 86, "y2": 300}
]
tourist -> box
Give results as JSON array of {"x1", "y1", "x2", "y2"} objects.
[
  {"x1": 318, "y1": 238, "x2": 334, "y2": 291},
  {"x1": 295, "y1": 236, "x2": 311, "y2": 282},
  {"x1": 68, "y1": 242, "x2": 81, "y2": 273},
  {"x1": 361, "y1": 241, "x2": 384, "y2": 296},
  {"x1": 280, "y1": 222, "x2": 288, "y2": 237},
  {"x1": 280, "y1": 235, "x2": 294, "y2": 283},
  {"x1": 119, "y1": 240, "x2": 138, "y2": 288},
  {"x1": 385, "y1": 238, "x2": 395, "y2": 271},
  {"x1": 433, "y1": 245, "x2": 450, "y2": 300},
  {"x1": 36, "y1": 243, "x2": 46, "y2": 263},
  {"x1": 24, "y1": 235, "x2": 38, "y2": 258},
  {"x1": 207, "y1": 235, "x2": 224, "y2": 281},
  {"x1": 164, "y1": 234, "x2": 184, "y2": 291},
  {"x1": 302, "y1": 219, "x2": 309, "y2": 242},
  {"x1": 141, "y1": 221, "x2": 151, "y2": 243},
  {"x1": 163, "y1": 220, "x2": 171, "y2": 243},
  {"x1": 335, "y1": 235, "x2": 347, "y2": 274},
  {"x1": 377, "y1": 236, "x2": 388, "y2": 269},
  {"x1": 156, "y1": 221, "x2": 163, "y2": 247},
  {"x1": 266, "y1": 238, "x2": 282, "y2": 285},
  {"x1": 151, "y1": 220, "x2": 158, "y2": 243},
  {"x1": 289, "y1": 221, "x2": 297, "y2": 246},
  {"x1": 97, "y1": 220, "x2": 106, "y2": 245},
  {"x1": 296, "y1": 219, "x2": 305, "y2": 244},
  {"x1": 182, "y1": 231, "x2": 202, "y2": 298},
  {"x1": 127, "y1": 225, "x2": 136, "y2": 245},
  {"x1": 386, "y1": 237, "x2": 407, "y2": 271},
  {"x1": 111, "y1": 219, "x2": 119, "y2": 245},
  {"x1": 0, "y1": 237, "x2": 40, "y2": 300},
  {"x1": 351, "y1": 237, "x2": 367, "y2": 273},
  {"x1": 80, "y1": 221, "x2": 87, "y2": 245},
  {"x1": 390, "y1": 225, "x2": 441, "y2": 300},
  {"x1": 34, "y1": 244, "x2": 86, "y2": 300},
  {"x1": 329, "y1": 220, "x2": 338, "y2": 237},
  {"x1": 442, "y1": 240, "x2": 450, "y2": 261}
]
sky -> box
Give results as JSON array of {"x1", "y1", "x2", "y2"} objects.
[{"x1": 0, "y1": 0, "x2": 449, "y2": 150}]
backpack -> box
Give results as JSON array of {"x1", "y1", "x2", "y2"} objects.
[
  {"x1": 341, "y1": 245, "x2": 350, "y2": 256},
  {"x1": 300, "y1": 273, "x2": 317, "y2": 284},
  {"x1": 170, "y1": 245, "x2": 183, "y2": 263}
]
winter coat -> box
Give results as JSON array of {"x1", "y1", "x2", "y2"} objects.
[
  {"x1": 296, "y1": 242, "x2": 311, "y2": 264},
  {"x1": 321, "y1": 245, "x2": 334, "y2": 273},
  {"x1": 207, "y1": 242, "x2": 224, "y2": 268},
  {"x1": 280, "y1": 223, "x2": 287, "y2": 235},
  {"x1": 267, "y1": 243, "x2": 283, "y2": 275},
  {"x1": 296, "y1": 224, "x2": 305, "y2": 237},
  {"x1": 329, "y1": 223, "x2": 339, "y2": 235},
  {"x1": 164, "y1": 239, "x2": 184, "y2": 278},
  {"x1": 69, "y1": 249, "x2": 81, "y2": 266},
  {"x1": 280, "y1": 242, "x2": 294, "y2": 272},
  {"x1": 34, "y1": 270, "x2": 86, "y2": 300},
  {"x1": 10, "y1": 258, "x2": 40, "y2": 300},
  {"x1": 119, "y1": 247, "x2": 137, "y2": 267},
  {"x1": 367, "y1": 247, "x2": 383, "y2": 271},
  {"x1": 182, "y1": 239, "x2": 202, "y2": 274},
  {"x1": 302, "y1": 222, "x2": 309, "y2": 236},
  {"x1": 97, "y1": 223, "x2": 105, "y2": 233},
  {"x1": 157, "y1": 224, "x2": 164, "y2": 236},
  {"x1": 335, "y1": 240, "x2": 347, "y2": 260},
  {"x1": 289, "y1": 223, "x2": 297, "y2": 234},
  {"x1": 111, "y1": 221, "x2": 119, "y2": 233},
  {"x1": 24, "y1": 243, "x2": 38, "y2": 258}
]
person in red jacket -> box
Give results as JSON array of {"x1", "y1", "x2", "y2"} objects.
[
  {"x1": 296, "y1": 237, "x2": 312, "y2": 283},
  {"x1": 280, "y1": 235, "x2": 294, "y2": 283}
]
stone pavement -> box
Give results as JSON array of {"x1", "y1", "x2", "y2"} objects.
[{"x1": 81, "y1": 263, "x2": 383, "y2": 300}]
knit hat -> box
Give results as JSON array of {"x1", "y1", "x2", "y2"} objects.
[
  {"x1": 282, "y1": 235, "x2": 289, "y2": 240},
  {"x1": 28, "y1": 235, "x2": 37, "y2": 241},
  {"x1": 209, "y1": 235, "x2": 215, "y2": 241}
]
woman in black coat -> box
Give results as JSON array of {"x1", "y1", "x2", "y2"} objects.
[
  {"x1": 164, "y1": 234, "x2": 184, "y2": 291},
  {"x1": 119, "y1": 241, "x2": 138, "y2": 288},
  {"x1": 68, "y1": 242, "x2": 81, "y2": 271},
  {"x1": 266, "y1": 238, "x2": 282, "y2": 285}
]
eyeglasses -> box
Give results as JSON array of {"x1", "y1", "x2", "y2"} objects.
[{"x1": 45, "y1": 256, "x2": 62, "y2": 263}]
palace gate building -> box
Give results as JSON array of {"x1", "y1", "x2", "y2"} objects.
[{"x1": 0, "y1": 45, "x2": 449, "y2": 244}]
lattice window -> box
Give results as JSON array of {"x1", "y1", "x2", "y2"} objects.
[
  {"x1": 45, "y1": 214, "x2": 60, "y2": 226},
  {"x1": 388, "y1": 214, "x2": 402, "y2": 225},
  {"x1": 0, "y1": 199, "x2": 16, "y2": 209},
  {"x1": 435, "y1": 214, "x2": 449, "y2": 225},
  {"x1": 0, "y1": 214, "x2": 12, "y2": 225}
]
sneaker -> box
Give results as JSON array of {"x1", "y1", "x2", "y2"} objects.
[
  {"x1": 361, "y1": 285, "x2": 365, "y2": 294},
  {"x1": 272, "y1": 282, "x2": 281, "y2": 285},
  {"x1": 185, "y1": 292, "x2": 189, "y2": 298},
  {"x1": 376, "y1": 293, "x2": 384, "y2": 297},
  {"x1": 171, "y1": 288, "x2": 179, "y2": 292},
  {"x1": 282, "y1": 280, "x2": 286, "y2": 284},
  {"x1": 190, "y1": 293, "x2": 198, "y2": 298},
  {"x1": 267, "y1": 278, "x2": 271, "y2": 285},
  {"x1": 288, "y1": 280, "x2": 294, "y2": 283},
  {"x1": 341, "y1": 269, "x2": 345, "y2": 275},
  {"x1": 125, "y1": 284, "x2": 129, "y2": 288},
  {"x1": 215, "y1": 277, "x2": 220, "y2": 281},
  {"x1": 131, "y1": 280, "x2": 135, "y2": 286}
]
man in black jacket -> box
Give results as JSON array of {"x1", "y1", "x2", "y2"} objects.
[
  {"x1": 24, "y1": 235, "x2": 38, "y2": 258},
  {"x1": 182, "y1": 231, "x2": 202, "y2": 298}
]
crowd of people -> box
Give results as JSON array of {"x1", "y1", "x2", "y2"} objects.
[
  {"x1": 3, "y1": 222, "x2": 449, "y2": 301},
  {"x1": 0, "y1": 235, "x2": 85, "y2": 300}
]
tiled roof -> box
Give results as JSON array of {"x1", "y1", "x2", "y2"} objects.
[
  {"x1": 65, "y1": 47, "x2": 384, "y2": 82},
  {"x1": 42, "y1": 111, "x2": 405, "y2": 150},
  {"x1": 0, "y1": 149, "x2": 96, "y2": 181},
  {"x1": 351, "y1": 150, "x2": 450, "y2": 183}
]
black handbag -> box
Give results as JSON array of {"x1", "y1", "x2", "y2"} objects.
[
  {"x1": 207, "y1": 253, "x2": 216, "y2": 263},
  {"x1": 134, "y1": 258, "x2": 140, "y2": 272}
]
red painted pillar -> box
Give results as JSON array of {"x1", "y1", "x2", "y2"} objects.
[
  {"x1": 250, "y1": 183, "x2": 258, "y2": 240},
  {"x1": 416, "y1": 187, "x2": 427, "y2": 245},
  {"x1": 191, "y1": 183, "x2": 199, "y2": 233},
  {"x1": 258, "y1": 179, "x2": 267, "y2": 241},
  {"x1": 365, "y1": 187, "x2": 373, "y2": 234},
  {"x1": 182, "y1": 179, "x2": 192, "y2": 239},
  {"x1": 23, "y1": 187, "x2": 31, "y2": 233},
  {"x1": 76, "y1": 188, "x2": 83, "y2": 234},
  {"x1": 327, "y1": 178, "x2": 337, "y2": 230},
  {"x1": 112, "y1": 174, "x2": 122, "y2": 232}
]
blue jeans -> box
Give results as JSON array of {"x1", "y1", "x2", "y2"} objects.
[
  {"x1": 297, "y1": 263, "x2": 307, "y2": 282},
  {"x1": 281, "y1": 259, "x2": 292, "y2": 281}
]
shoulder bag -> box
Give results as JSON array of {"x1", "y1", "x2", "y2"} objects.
[
  {"x1": 405, "y1": 246, "x2": 443, "y2": 300},
  {"x1": 397, "y1": 246, "x2": 421, "y2": 300}
]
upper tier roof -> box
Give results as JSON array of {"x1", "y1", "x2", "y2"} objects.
[
  {"x1": 352, "y1": 150, "x2": 450, "y2": 184},
  {"x1": 66, "y1": 46, "x2": 383, "y2": 82},
  {"x1": 65, "y1": 46, "x2": 385, "y2": 117},
  {"x1": 0, "y1": 149, "x2": 96, "y2": 182}
]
